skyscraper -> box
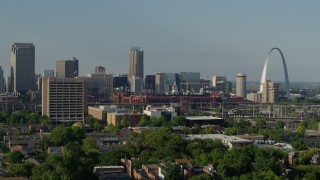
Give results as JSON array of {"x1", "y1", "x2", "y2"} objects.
[
  {"x1": 10, "y1": 43, "x2": 35, "y2": 93},
  {"x1": 155, "y1": 72, "x2": 167, "y2": 94},
  {"x1": 56, "y1": 57, "x2": 79, "y2": 78},
  {"x1": 42, "y1": 77, "x2": 88, "y2": 123},
  {"x1": 236, "y1": 73, "x2": 246, "y2": 98},
  {"x1": 0, "y1": 66, "x2": 4, "y2": 93},
  {"x1": 129, "y1": 47, "x2": 143, "y2": 79}
]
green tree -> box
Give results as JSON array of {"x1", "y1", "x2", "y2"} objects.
[
  {"x1": 7, "y1": 162, "x2": 34, "y2": 177},
  {"x1": 8, "y1": 151, "x2": 24, "y2": 163},
  {"x1": 275, "y1": 120, "x2": 285, "y2": 129},
  {"x1": 49, "y1": 126, "x2": 73, "y2": 146},
  {"x1": 256, "y1": 118, "x2": 267, "y2": 129},
  {"x1": 191, "y1": 173, "x2": 212, "y2": 180},
  {"x1": 162, "y1": 162, "x2": 183, "y2": 180},
  {"x1": 138, "y1": 116, "x2": 148, "y2": 126},
  {"x1": 71, "y1": 126, "x2": 86, "y2": 144},
  {"x1": 297, "y1": 124, "x2": 306, "y2": 137}
]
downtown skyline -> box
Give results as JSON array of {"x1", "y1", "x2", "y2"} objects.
[{"x1": 1, "y1": 1, "x2": 320, "y2": 82}]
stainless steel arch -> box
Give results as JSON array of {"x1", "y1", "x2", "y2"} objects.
[{"x1": 259, "y1": 47, "x2": 290, "y2": 98}]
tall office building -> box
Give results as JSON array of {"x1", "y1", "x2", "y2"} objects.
[
  {"x1": 5, "y1": 76, "x2": 10, "y2": 93},
  {"x1": 236, "y1": 73, "x2": 246, "y2": 98},
  {"x1": 95, "y1": 66, "x2": 105, "y2": 74},
  {"x1": 145, "y1": 75, "x2": 155, "y2": 93},
  {"x1": 155, "y1": 73, "x2": 167, "y2": 94},
  {"x1": 129, "y1": 47, "x2": 143, "y2": 79},
  {"x1": 87, "y1": 72, "x2": 113, "y2": 101},
  {"x1": 56, "y1": 57, "x2": 79, "y2": 78},
  {"x1": 212, "y1": 75, "x2": 227, "y2": 87},
  {"x1": 0, "y1": 66, "x2": 4, "y2": 93},
  {"x1": 179, "y1": 72, "x2": 200, "y2": 93},
  {"x1": 262, "y1": 80, "x2": 280, "y2": 103},
  {"x1": 10, "y1": 43, "x2": 35, "y2": 93},
  {"x1": 129, "y1": 76, "x2": 143, "y2": 93},
  {"x1": 44, "y1": 70, "x2": 54, "y2": 78},
  {"x1": 42, "y1": 77, "x2": 88, "y2": 123}
]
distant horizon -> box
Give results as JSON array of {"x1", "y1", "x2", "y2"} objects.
[{"x1": 1, "y1": 1, "x2": 320, "y2": 82}]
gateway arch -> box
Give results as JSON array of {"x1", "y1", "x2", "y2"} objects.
[{"x1": 259, "y1": 47, "x2": 290, "y2": 98}]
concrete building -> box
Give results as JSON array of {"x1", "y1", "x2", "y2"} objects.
[
  {"x1": 107, "y1": 111, "x2": 142, "y2": 127},
  {"x1": 129, "y1": 76, "x2": 143, "y2": 93},
  {"x1": 10, "y1": 43, "x2": 35, "y2": 93},
  {"x1": 5, "y1": 76, "x2": 10, "y2": 93},
  {"x1": 211, "y1": 75, "x2": 226, "y2": 87},
  {"x1": 236, "y1": 73, "x2": 246, "y2": 98},
  {"x1": 56, "y1": 57, "x2": 79, "y2": 78},
  {"x1": 87, "y1": 72, "x2": 113, "y2": 101},
  {"x1": 95, "y1": 66, "x2": 105, "y2": 74},
  {"x1": 182, "y1": 134, "x2": 253, "y2": 149},
  {"x1": 155, "y1": 73, "x2": 167, "y2": 94},
  {"x1": 42, "y1": 77, "x2": 88, "y2": 123},
  {"x1": 165, "y1": 73, "x2": 180, "y2": 92},
  {"x1": 143, "y1": 106, "x2": 177, "y2": 120},
  {"x1": 0, "y1": 66, "x2": 4, "y2": 93},
  {"x1": 262, "y1": 80, "x2": 280, "y2": 103},
  {"x1": 43, "y1": 70, "x2": 54, "y2": 78},
  {"x1": 129, "y1": 47, "x2": 143, "y2": 79},
  {"x1": 144, "y1": 75, "x2": 155, "y2": 93},
  {"x1": 113, "y1": 75, "x2": 128, "y2": 92},
  {"x1": 88, "y1": 105, "x2": 119, "y2": 122},
  {"x1": 247, "y1": 92, "x2": 262, "y2": 103},
  {"x1": 179, "y1": 72, "x2": 200, "y2": 93}
]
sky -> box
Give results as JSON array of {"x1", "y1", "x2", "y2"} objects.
[{"x1": 0, "y1": 0, "x2": 320, "y2": 82}]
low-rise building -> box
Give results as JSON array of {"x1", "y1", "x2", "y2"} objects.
[
  {"x1": 182, "y1": 134, "x2": 252, "y2": 149},
  {"x1": 185, "y1": 116, "x2": 224, "y2": 127},
  {"x1": 143, "y1": 106, "x2": 177, "y2": 120},
  {"x1": 107, "y1": 110, "x2": 142, "y2": 127}
]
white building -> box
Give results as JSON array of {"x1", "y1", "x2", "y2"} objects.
[{"x1": 143, "y1": 106, "x2": 177, "y2": 120}]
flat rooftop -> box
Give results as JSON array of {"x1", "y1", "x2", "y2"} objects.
[
  {"x1": 182, "y1": 134, "x2": 252, "y2": 143},
  {"x1": 185, "y1": 116, "x2": 223, "y2": 121}
]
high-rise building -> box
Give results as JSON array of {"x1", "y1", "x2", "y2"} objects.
[
  {"x1": 44, "y1": 70, "x2": 54, "y2": 78},
  {"x1": 212, "y1": 75, "x2": 226, "y2": 87},
  {"x1": 129, "y1": 76, "x2": 143, "y2": 93},
  {"x1": 42, "y1": 77, "x2": 88, "y2": 123},
  {"x1": 87, "y1": 72, "x2": 113, "y2": 101},
  {"x1": 56, "y1": 57, "x2": 79, "y2": 78},
  {"x1": 10, "y1": 43, "x2": 35, "y2": 93},
  {"x1": 145, "y1": 75, "x2": 155, "y2": 93},
  {"x1": 236, "y1": 73, "x2": 246, "y2": 98},
  {"x1": 155, "y1": 73, "x2": 167, "y2": 94},
  {"x1": 95, "y1": 66, "x2": 105, "y2": 74},
  {"x1": 113, "y1": 75, "x2": 129, "y2": 91},
  {"x1": 129, "y1": 47, "x2": 143, "y2": 79},
  {"x1": 165, "y1": 73, "x2": 180, "y2": 92},
  {"x1": 5, "y1": 76, "x2": 10, "y2": 93},
  {"x1": 179, "y1": 72, "x2": 200, "y2": 93},
  {"x1": 262, "y1": 80, "x2": 280, "y2": 103},
  {"x1": 0, "y1": 66, "x2": 4, "y2": 93}
]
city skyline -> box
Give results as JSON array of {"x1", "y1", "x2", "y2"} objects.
[{"x1": 1, "y1": 1, "x2": 320, "y2": 82}]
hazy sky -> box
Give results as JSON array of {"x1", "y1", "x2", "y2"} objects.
[{"x1": 0, "y1": 0, "x2": 319, "y2": 82}]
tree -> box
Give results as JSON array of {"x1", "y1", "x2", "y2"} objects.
[
  {"x1": 8, "y1": 151, "x2": 24, "y2": 163},
  {"x1": 256, "y1": 118, "x2": 267, "y2": 129},
  {"x1": 291, "y1": 138, "x2": 308, "y2": 151},
  {"x1": 7, "y1": 162, "x2": 34, "y2": 177},
  {"x1": 71, "y1": 126, "x2": 86, "y2": 144},
  {"x1": 82, "y1": 137, "x2": 99, "y2": 153},
  {"x1": 275, "y1": 120, "x2": 285, "y2": 129},
  {"x1": 162, "y1": 162, "x2": 183, "y2": 180},
  {"x1": 49, "y1": 126, "x2": 73, "y2": 146},
  {"x1": 297, "y1": 124, "x2": 306, "y2": 137},
  {"x1": 191, "y1": 174, "x2": 212, "y2": 180},
  {"x1": 138, "y1": 116, "x2": 148, "y2": 126},
  {"x1": 171, "y1": 116, "x2": 186, "y2": 126}
]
